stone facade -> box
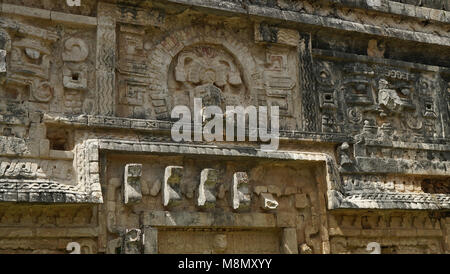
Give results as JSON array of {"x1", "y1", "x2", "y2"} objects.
[{"x1": 0, "y1": 0, "x2": 448, "y2": 254}]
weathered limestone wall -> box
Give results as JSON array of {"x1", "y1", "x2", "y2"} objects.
[{"x1": 0, "y1": 0, "x2": 448, "y2": 253}]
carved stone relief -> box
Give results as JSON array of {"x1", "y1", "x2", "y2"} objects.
[
  {"x1": 0, "y1": 0, "x2": 448, "y2": 255},
  {"x1": 314, "y1": 53, "x2": 443, "y2": 142},
  {"x1": 115, "y1": 23, "x2": 300, "y2": 130}
]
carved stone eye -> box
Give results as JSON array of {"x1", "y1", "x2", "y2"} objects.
[{"x1": 24, "y1": 48, "x2": 40, "y2": 59}]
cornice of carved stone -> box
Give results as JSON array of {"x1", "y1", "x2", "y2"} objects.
[
  {"x1": 0, "y1": 3, "x2": 97, "y2": 26},
  {"x1": 1, "y1": 1, "x2": 448, "y2": 46},
  {"x1": 313, "y1": 49, "x2": 450, "y2": 73},
  {"x1": 336, "y1": 192, "x2": 450, "y2": 210},
  {"x1": 41, "y1": 113, "x2": 450, "y2": 146},
  {"x1": 322, "y1": 0, "x2": 450, "y2": 23},
  {"x1": 42, "y1": 113, "x2": 352, "y2": 143},
  {"x1": 163, "y1": 0, "x2": 450, "y2": 47},
  {"x1": 143, "y1": 211, "x2": 277, "y2": 228}
]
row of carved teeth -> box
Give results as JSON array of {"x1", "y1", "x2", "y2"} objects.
[{"x1": 123, "y1": 164, "x2": 281, "y2": 210}]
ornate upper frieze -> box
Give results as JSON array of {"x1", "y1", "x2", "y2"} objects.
[{"x1": 0, "y1": 1, "x2": 447, "y2": 210}]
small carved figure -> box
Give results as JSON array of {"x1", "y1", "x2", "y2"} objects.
[
  {"x1": 377, "y1": 79, "x2": 404, "y2": 116},
  {"x1": 122, "y1": 228, "x2": 142, "y2": 254},
  {"x1": 337, "y1": 142, "x2": 353, "y2": 171}
]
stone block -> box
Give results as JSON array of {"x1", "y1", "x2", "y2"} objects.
[
  {"x1": 260, "y1": 193, "x2": 279, "y2": 210},
  {"x1": 295, "y1": 193, "x2": 308, "y2": 208},
  {"x1": 51, "y1": 11, "x2": 97, "y2": 26},
  {"x1": 0, "y1": 228, "x2": 33, "y2": 237},
  {"x1": 276, "y1": 212, "x2": 296, "y2": 228},
  {"x1": 0, "y1": 49, "x2": 6, "y2": 73},
  {"x1": 281, "y1": 228, "x2": 298, "y2": 254},
  {"x1": 36, "y1": 228, "x2": 67, "y2": 238},
  {"x1": 267, "y1": 185, "x2": 282, "y2": 197},
  {"x1": 143, "y1": 226, "x2": 158, "y2": 254},
  {"x1": 163, "y1": 166, "x2": 183, "y2": 206},
  {"x1": 89, "y1": 162, "x2": 99, "y2": 174},
  {"x1": 253, "y1": 185, "x2": 267, "y2": 195},
  {"x1": 197, "y1": 168, "x2": 218, "y2": 208},
  {"x1": 2, "y1": 3, "x2": 50, "y2": 19},
  {"x1": 284, "y1": 186, "x2": 297, "y2": 195},
  {"x1": 231, "y1": 172, "x2": 251, "y2": 210},
  {"x1": 48, "y1": 150, "x2": 74, "y2": 159},
  {"x1": 123, "y1": 164, "x2": 143, "y2": 204},
  {"x1": 39, "y1": 139, "x2": 50, "y2": 157}
]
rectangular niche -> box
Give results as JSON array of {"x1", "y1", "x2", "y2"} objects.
[{"x1": 157, "y1": 228, "x2": 281, "y2": 254}]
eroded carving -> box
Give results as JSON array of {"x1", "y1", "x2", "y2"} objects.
[
  {"x1": 163, "y1": 166, "x2": 183, "y2": 206},
  {"x1": 367, "y1": 39, "x2": 385, "y2": 58},
  {"x1": 123, "y1": 164, "x2": 143, "y2": 204},
  {"x1": 231, "y1": 172, "x2": 251, "y2": 210},
  {"x1": 260, "y1": 192, "x2": 279, "y2": 210},
  {"x1": 197, "y1": 168, "x2": 218, "y2": 208},
  {"x1": 122, "y1": 228, "x2": 142, "y2": 254},
  {"x1": 62, "y1": 38, "x2": 89, "y2": 62}
]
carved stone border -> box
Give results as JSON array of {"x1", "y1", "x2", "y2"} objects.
[
  {"x1": 1, "y1": 137, "x2": 449, "y2": 210},
  {"x1": 164, "y1": 0, "x2": 450, "y2": 47}
]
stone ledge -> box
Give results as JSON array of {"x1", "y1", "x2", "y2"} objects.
[
  {"x1": 143, "y1": 211, "x2": 276, "y2": 228},
  {"x1": 165, "y1": 0, "x2": 450, "y2": 47},
  {"x1": 332, "y1": 228, "x2": 443, "y2": 237},
  {"x1": 1, "y1": 3, "x2": 50, "y2": 19},
  {"x1": 326, "y1": 0, "x2": 450, "y2": 23},
  {"x1": 51, "y1": 11, "x2": 97, "y2": 26},
  {"x1": 313, "y1": 49, "x2": 450, "y2": 73},
  {"x1": 0, "y1": 227, "x2": 99, "y2": 238},
  {"x1": 41, "y1": 113, "x2": 352, "y2": 144},
  {"x1": 333, "y1": 191, "x2": 450, "y2": 210},
  {"x1": 1, "y1": 3, "x2": 97, "y2": 26},
  {"x1": 351, "y1": 156, "x2": 450, "y2": 176}
]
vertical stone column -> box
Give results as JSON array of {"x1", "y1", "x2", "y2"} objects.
[
  {"x1": 143, "y1": 226, "x2": 158, "y2": 254},
  {"x1": 96, "y1": 2, "x2": 116, "y2": 116},
  {"x1": 281, "y1": 228, "x2": 298, "y2": 254},
  {"x1": 298, "y1": 32, "x2": 319, "y2": 132}
]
